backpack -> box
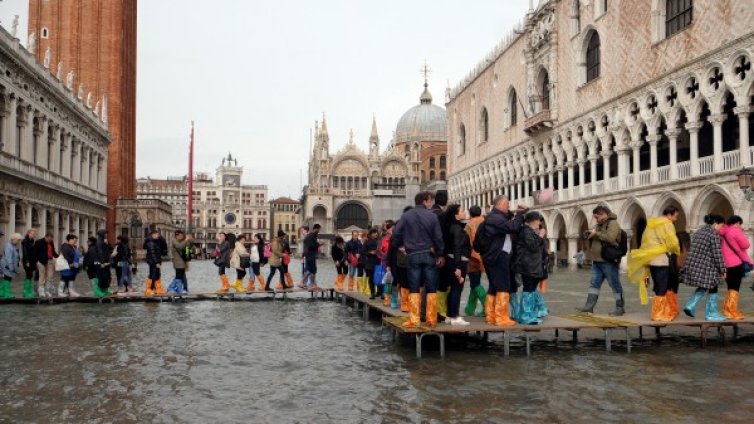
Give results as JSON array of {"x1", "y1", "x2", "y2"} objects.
[
  {"x1": 601, "y1": 226, "x2": 628, "y2": 262},
  {"x1": 472, "y1": 221, "x2": 490, "y2": 255},
  {"x1": 263, "y1": 243, "x2": 272, "y2": 259}
]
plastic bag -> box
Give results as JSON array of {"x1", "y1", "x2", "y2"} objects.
[
  {"x1": 373, "y1": 265, "x2": 385, "y2": 287},
  {"x1": 54, "y1": 255, "x2": 70, "y2": 272},
  {"x1": 639, "y1": 277, "x2": 649, "y2": 305},
  {"x1": 382, "y1": 269, "x2": 393, "y2": 287}
]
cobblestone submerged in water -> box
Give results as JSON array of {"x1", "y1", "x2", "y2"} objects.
[{"x1": 2, "y1": 259, "x2": 754, "y2": 422}]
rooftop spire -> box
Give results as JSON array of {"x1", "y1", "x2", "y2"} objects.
[
  {"x1": 370, "y1": 114, "x2": 379, "y2": 139},
  {"x1": 319, "y1": 113, "x2": 329, "y2": 140},
  {"x1": 420, "y1": 60, "x2": 433, "y2": 104}
]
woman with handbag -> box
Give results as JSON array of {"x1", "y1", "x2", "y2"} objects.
[
  {"x1": 58, "y1": 234, "x2": 81, "y2": 297},
  {"x1": 682, "y1": 214, "x2": 727, "y2": 321},
  {"x1": 363, "y1": 229, "x2": 380, "y2": 300},
  {"x1": 331, "y1": 236, "x2": 347, "y2": 291},
  {"x1": 265, "y1": 230, "x2": 286, "y2": 291},
  {"x1": 229, "y1": 234, "x2": 250, "y2": 293},
  {"x1": 719, "y1": 215, "x2": 753, "y2": 320},
  {"x1": 215, "y1": 232, "x2": 232, "y2": 293},
  {"x1": 245, "y1": 234, "x2": 265, "y2": 292}
]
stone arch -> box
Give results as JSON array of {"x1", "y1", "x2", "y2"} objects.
[
  {"x1": 507, "y1": 86, "x2": 518, "y2": 127},
  {"x1": 550, "y1": 211, "x2": 568, "y2": 266},
  {"x1": 620, "y1": 197, "x2": 648, "y2": 248},
  {"x1": 652, "y1": 191, "x2": 689, "y2": 232},
  {"x1": 570, "y1": 208, "x2": 590, "y2": 251},
  {"x1": 578, "y1": 26, "x2": 601, "y2": 85},
  {"x1": 312, "y1": 204, "x2": 328, "y2": 229},
  {"x1": 331, "y1": 154, "x2": 369, "y2": 175},
  {"x1": 536, "y1": 66, "x2": 550, "y2": 112},
  {"x1": 335, "y1": 201, "x2": 371, "y2": 231},
  {"x1": 689, "y1": 185, "x2": 735, "y2": 229}
]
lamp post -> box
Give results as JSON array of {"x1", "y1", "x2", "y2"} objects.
[
  {"x1": 737, "y1": 167, "x2": 754, "y2": 201},
  {"x1": 129, "y1": 213, "x2": 142, "y2": 245}
]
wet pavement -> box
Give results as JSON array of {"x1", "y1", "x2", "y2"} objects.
[{"x1": 1, "y1": 259, "x2": 754, "y2": 423}]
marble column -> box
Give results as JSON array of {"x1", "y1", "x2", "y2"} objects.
[
  {"x1": 7, "y1": 200, "x2": 16, "y2": 236},
  {"x1": 589, "y1": 155, "x2": 598, "y2": 193},
  {"x1": 617, "y1": 146, "x2": 629, "y2": 189},
  {"x1": 709, "y1": 113, "x2": 726, "y2": 172},
  {"x1": 647, "y1": 135, "x2": 659, "y2": 183},
  {"x1": 52, "y1": 210, "x2": 60, "y2": 247},
  {"x1": 631, "y1": 141, "x2": 641, "y2": 186},
  {"x1": 735, "y1": 107, "x2": 752, "y2": 167},
  {"x1": 26, "y1": 204, "x2": 33, "y2": 232},
  {"x1": 686, "y1": 121, "x2": 701, "y2": 177},
  {"x1": 666, "y1": 128, "x2": 680, "y2": 179}
]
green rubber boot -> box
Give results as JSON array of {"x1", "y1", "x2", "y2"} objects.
[
  {"x1": 90, "y1": 278, "x2": 101, "y2": 297},
  {"x1": 23, "y1": 279, "x2": 35, "y2": 299},
  {"x1": 1, "y1": 280, "x2": 15, "y2": 299},
  {"x1": 464, "y1": 287, "x2": 478, "y2": 316},
  {"x1": 473, "y1": 285, "x2": 488, "y2": 317}
]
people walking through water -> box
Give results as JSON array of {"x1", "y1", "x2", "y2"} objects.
[
  {"x1": 1, "y1": 233, "x2": 23, "y2": 299},
  {"x1": 246, "y1": 234, "x2": 264, "y2": 292},
  {"x1": 345, "y1": 231, "x2": 364, "y2": 292},
  {"x1": 21, "y1": 229, "x2": 37, "y2": 298},
  {"x1": 444, "y1": 204, "x2": 471, "y2": 326},
  {"x1": 331, "y1": 236, "x2": 347, "y2": 291},
  {"x1": 168, "y1": 230, "x2": 191, "y2": 295},
  {"x1": 281, "y1": 237, "x2": 294, "y2": 289},
  {"x1": 34, "y1": 232, "x2": 58, "y2": 298},
  {"x1": 58, "y1": 234, "x2": 81, "y2": 297},
  {"x1": 464, "y1": 205, "x2": 487, "y2": 317},
  {"x1": 143, "y1": 230, "x2": 168, "y2": 296},
  {"x1": 363, "y1": 228, "x2": 380, "y2": 300},
  {"x1": 627, "y1": 206, "x2": 681, "y2": 322},
  {"x1": 302, "y1": 224, "x2": 322, "y2": 289},
  {"x1": 215, "y1": 232, "x2": 232, "y2": 293},
  {"x1": 668, "y1": 231, "x2": 691, "y2": 318},
  {"x1": 114, "y1": 235, "x2": 135, "y2": 295},
  {"x1": 513, "y1": 212, "x2": 548, "y2": 325},
  {"x1": 576, "y1": 205, "x2": 626, "y2": 316},
  {"x1": 83, "y1": 237, "x2": 99, "y2": 296},
  {"x1": 719, "y1": 215, "x2": 752, "y2": 320},
  {"x1": 93, "y1": 229, "x2": 113, "y2": 297},
  {"x1": 380, "y1": 221, "x2": 397, "y2": 307},
  {"x1": 477, "y1": 195, "x2": 527, "y2": 326},
  {"x1": 230, "y1": 234, "x2": 250, "y2": 293},
  {"x1": 682, "y1": 214, "x2": 728, "y2": 321},
  {"x1": 265, "y1": 230, "x2": 286, "y2": 291},
  {"x1": 393, "y1": 192, "x2": 445, "y2": 328}
]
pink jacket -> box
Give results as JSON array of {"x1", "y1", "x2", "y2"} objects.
[{"x1": 719, "y1": 225, "x2": 753, "y2": 268}]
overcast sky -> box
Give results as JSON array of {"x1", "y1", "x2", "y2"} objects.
[{"x1": 1, "y1": 0, "x2": 531, "y2": 198}]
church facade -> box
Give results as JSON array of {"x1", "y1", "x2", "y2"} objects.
[{"x1": 446, "y1": 0, "x2": 754, "y2": 265}]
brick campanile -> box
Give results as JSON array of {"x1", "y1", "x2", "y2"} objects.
[{"x1": 28, "y1": 0, "x2": 137, "y2": 237}]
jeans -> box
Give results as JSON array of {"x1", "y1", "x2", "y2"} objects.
[
  {"x1": 589, "y1": 261, "x2": 623, "y2": 299},
  {"x1": 267, "y1": 266, "x2": 284, "y2": 286},
  {"x1": 407, "y1": 252, "x2": 438, "y2": 294},
  {"x1": 176, "y1": 268, "x2": 188, "y2": 291},
  {"x1": 119, "y1": 262, "x2": 132, "y2": 287},
  {"x1": 347, "y1": 263, "x2": 364, "y2": 278},
  {"x1": 446, "y1": 257, "x2": 467, "y2": 318},
  {"x1": 148, "y1": 263, "x2": 161, "y2": 281}
]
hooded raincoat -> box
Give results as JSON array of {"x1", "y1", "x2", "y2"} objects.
[{"x1": 627, "y1": 217, "x2": 680, "y2": 286}]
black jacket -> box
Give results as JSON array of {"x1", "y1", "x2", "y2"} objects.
[
  {"x1": 331, "y1": 245, "x2": 345, "y2": 263},
  {"x1": 33, "y1": 238, "x2": 58, "y2": 265},
  {"x1": 115, "y1": 242, "x2": 132, "y2": 264},
  {"x1": 393, "y1": 205, "x2": 444, "y2": 256},
  {"x1": 448, "y1": 219, "x2": 471, "y2": 263},
  {"x1": 94, "y1": 230, "x2": 112, "y2": 265},
  {"x1": 143, "y1": 236, "x2": 167, "y2": 265},
  {"x1": 60, "y1": 243, "x2": 76, "y2": 265},
  {"x1": 303, "y1": 232, "x2": 320, "y2": 260},
  {"x1": 84, "y1": 244, "x2": 98, "y2": 271},
  {"x1": 481, "y1": 208, "x2": 525, "y2": 264},
  {"x1": 345, "y1": 239, "x2": 363, "y2": 257},
  {"x1": 22, "y1": 236, "x2": 36, "y2": 268},
  {"x1": 514, "y1": 225, "x2": 546, "y2": 279},
  {"x1": 363, "y1": 238, "x2": 380, "y2": 271}
]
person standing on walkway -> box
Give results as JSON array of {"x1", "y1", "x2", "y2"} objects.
[
  {"x1": 114, "y1": 235, "x2": 135, "y2": 295},
  {"x1": 282, "y1": 237, "x2": 294, "y2": 289},
  {"x1": 1, "y1": 233, "x2": 23, "y2": 299},
  {"x1": 627, "y1": 206, "x2": 681, "y2": 322},
  {"x1": 21, "y1": 229, "x2": 37, "y2": 298},
  {"x1": 464, "y1": 205, "x2": 487, "y2": 318},
  {"x1": 682, "y1": 214, "x2": 727, "y2": 321},
  {"x1": 302, "y1": 224, "x2": 322, "y2": 289},
  {"x1": 83, "y1": 236, "x2": 99, "y2": 295},
  {"x1": 169, "y1": 231, "x2": 191, "y2": 295},
  {"x1": 445, "y1": 204, "x2": 471, "y2": 326},
  {"x1": 576, "y1": 206, "x2": 625, "y2": 316},
  {"x1": 513, "y1": 212, "x2": 548, "y2": 325},
  {"x1": 33, "y1": 232, "x2": 58, "y2": 298},
  {"x1": 479, "y1": 195, "x2": 527, "y2": 326},
  {"x1": 331, "y1": 236, "x2": 347, "y2": 291},
  {"x1": 393, "y1": 192, "x2": 445, "y2": 328},
  {"x1": 58, "y1": 234, "x2": 82, "y2": 297},
  {"x1": 215, "y1": 232, "x2": 232, "y2": 293},
  {"x1": 246, "y1": 234, "x2": 264, "y2": 292},
  {"x1": 380, "y1": 221, "x2": 397, "y2": 307},
  {"x1": 93, "y1": 229, "x2": 113, "y2": 297},
  {"x1": 719, "y1": 215, "x2": 752, "y2": 320},
  {"x1": 363, "y1": 228, "x2": 380, "y2": 300},
  {"x1": 265, "y1": 230, "x2": 286, "y2": 291},
  {"x1": 143, "y1": 230, "x2": 168, "y2": 296},
  {"x1": 345, "y1": 231, "x2": 364, "y2": 292},
  {"x1": 230, "y1": 234, "x2": 250, "y2": 293}
]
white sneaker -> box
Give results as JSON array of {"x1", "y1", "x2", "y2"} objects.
[
  {"x1": 450, "y1": 317, "x2": 471, "y2": 326},
  {"x1": 45, "y1": 283, "x2": 55, "y2": 298},
  {"x1": 38, "y1": 287, "x2": 48, "y2": 298},
  {"x1": 58, "y1": 281, "x2": 67, "y2": 297},
  {"x1": 68, "y1": 286, "x2": 81, "y2": 298}
]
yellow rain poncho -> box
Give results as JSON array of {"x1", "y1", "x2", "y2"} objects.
[{"x1": 627, "y1": 217, "x2": 681, "y2": 291}]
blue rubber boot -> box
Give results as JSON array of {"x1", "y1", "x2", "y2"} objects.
[
  {"x1": 390, "y1": 285, "x2": 399, "y2": 309},
  {"x1": 519, "y1": 292, "x2": 543, "y2": 325},
  {"x1": 509, "y1": 291, "x2": 521, "y2": 322},
  {"x1": 166, "y1": 279, "x2": 182, "y2": 294},
  {"x1": 684, "y1": 288, "x2": 705, "y2": 318},
  {"x1": 705, "y1": 293, "x2": 727, "y2": 322},
  {"x1": 533, "y1": 289, "x2": 549, "y2": 318}
]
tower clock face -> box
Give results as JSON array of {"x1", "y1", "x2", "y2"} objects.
[
  {"x1": 223, "y1": 175, "x2": 240, "y2": 186},
  {"x1": 224, "y1": 213, "x2": 237, "y2": 225}
]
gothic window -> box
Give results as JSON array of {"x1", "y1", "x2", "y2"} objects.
[
  {"x1": 430, "y1": 170, "x2": 436, "y2": 181},
  {"x1": 666, "y1": 0, "x2": 692, "y2": 37},
  {"x1": 510, "y1": 90, "x2": 518, "y2": 126},
  {"x1": 440, "y1": 155, "x2": 446, "y2": 169},
  {"x1": 480, "y1": 107, "x2": 489, "y2": 142},
  {"x1": 459, "y1": 124, "x2": 466, "y2": 156},
  {"x1": 540, "y1": 71, "x2": 550, "y2": 110},
  {"x1": 41, "y1": 27, "x2": 49, "y2": 39},
  {"x1": 440, "y1": 171, "x2": 446, "y2": 181},
  {"x1": 430, "y1": 157, "x2": 436, "y2": 168},
  {"x1": 586, "y1": 31, "x2": 601, "y2": 82}
]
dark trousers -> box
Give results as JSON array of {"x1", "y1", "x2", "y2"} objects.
[
  {"x1": 236, "y1": 268, "x2": 246, "y2": 280},
  {"x1": 438, "y1": 262, "x2": 451, "y2": 293},
  {"x1": 407, "y1": 252, "x2": 438, "y2": 294},
  {"x1": 650, "y1": 265, "x2": 670, "y2": 295},
  {"x1": 217, "y1": 265, "x2": 226, "y2": 276},
  {"x1": 395, "y1": 267, "x2": 408, "y2": 289},
  {"x1": 484, "y1": 253, "x2": 511, "y2": 295},
  {"x1": 446, "y1": 257, "x2": 467, "y2": 318},
  {"x1": 267, "y1": 266, "x2": 284, "y2": 286},
  {"x1": 148, "y1": 263, "x2": 161, "y2": 281},
  {"x1": 366, "y1": 267, "x2": 376, "y2": 297},
  {"x1": 521, "y1": 274, "x2": 539, "y2": 292},
  {"x1": 115, "y1": 265, "x2": 123, "y2": 285},
  {"x1": 727, "y1": 265, "x2": 744, "y2": 292},
  {"x1": 96, "y1": 266, "x2": 111, "y2": 290},
  {"x1": 335, "y1": 263, "x2": 347, "y2": 275},
  {"x1": 468, "y1": 270, "x2": 482, "y2": 289},
  {"x1": 176, "y1": 268, "x2": 187, "y2": 291},
  {"x1": 24, "y1": 266, "x2": 36, "y2": 281}
]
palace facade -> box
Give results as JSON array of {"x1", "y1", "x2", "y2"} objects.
[{"x1": 446, "y1": 0, "x2": 754, "y2": 264}]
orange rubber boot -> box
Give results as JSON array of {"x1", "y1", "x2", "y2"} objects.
[
  {"x1": 724, "y1": 290, "x2": 745, "y2": 320},
  {"x1": 666, "y1": 291, "x2": 679, "y2": 319},
  {"x1": 485, "y1": 294, "x2": 496, "y2": 325},
  {"x1": 348, "y1": 276, "x2": 355, "y2": 291},
  {"x1": 383, "y1": 292, "x2": 390, "y2": 306},
  {"x1": 402, "y1": 293, "x2": 421, "y2": 328},
  {"x1": 285, "y1": 273, "x2": 294, "y2": 288},
  {"x1": 256, "y1": 274, "x2": 266, "y2": 291},
  {"x1": 154, "y1": 280, "x2": 167, "y2": 295},
  {"x1": 246, "y1": 279, "x2": 255, "y2": 292},
  {"x1": 400, "y1": 287, "x2": 410, "y2": 312},
  {"x1": 494, "y1": 293, "x2": 516, "y2": 327},
  {"x1": 426, "y1": 293, "x2": 439, "y2": 327},
  {"x1": 145, "y1": 278, "x2": 153, "y2": 297},
  {"x1": 651, "y1": 296, "x2": 672, "y2": 322},
  {"x1": 218, "y1": 274, "x2": 230, "y2": 293}
]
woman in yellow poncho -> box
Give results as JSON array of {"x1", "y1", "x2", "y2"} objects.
[{"x1": 627, "y1": 206, "x2": 681, "y2": 321}]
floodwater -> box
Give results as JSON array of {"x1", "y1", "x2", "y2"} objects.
[{"x1": 2, "y1": 259, "x2": 754, "y2": 423}]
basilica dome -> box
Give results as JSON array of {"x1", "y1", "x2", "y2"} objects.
[{"x1": 394, "y1": 85, "x2": 448, "y2": 144}]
